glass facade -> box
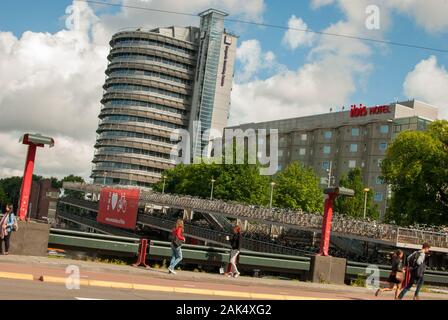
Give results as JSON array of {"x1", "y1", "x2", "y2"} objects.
[
  {"x1": 192, "y1": 10, "x2": 227, "y2": 158},
  {"x1": 92, "y1": 11, "x2": 236, "y2": 188}
]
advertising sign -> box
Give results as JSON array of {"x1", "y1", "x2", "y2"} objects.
[
  {"x1": 350, "y1": 104, "x2": 391, "y2": 118},
  {"x1": 97, "y1": 187, "x2": 140, "y2": 230}
]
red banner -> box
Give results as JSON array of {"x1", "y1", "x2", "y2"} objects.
[{"x1": 97, "y1": 187, "x2": 140, "y2": 230}]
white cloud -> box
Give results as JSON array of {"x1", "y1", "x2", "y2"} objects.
[
  {"x1": 384, "y1": 0, "x2": 448, "y2": 33},
  {"x1": 403, "y1": 56, "x2": 448, "y2": 119},
  {"x1": 230, "y1": 0, "x2": 375, "y2": 126},
  {"x1": 312, "y1": 0, "x2": 448, "y2": 33},
  {"x1": 235, "y1": 39, "x2": 277, "y2": 82},
  {"x1": 0, "y1": 0, "x2": 266, "y2": 180},
  {"x1": 282, "y1": 15, "x2": 315, "y2": 50},
  {"x1": 310, "y1": 0, "x2": 335, "y2": 9}
]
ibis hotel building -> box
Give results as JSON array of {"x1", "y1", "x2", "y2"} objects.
[
  {"x1": 91, "y1": 9, "x2": 237, "y2": 188},
  {"x1": 227, "y1": 100, "x2": 439, "y2": 218}
]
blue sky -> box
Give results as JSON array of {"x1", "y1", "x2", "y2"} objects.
[
  {"x1": 0, "y1": 0, "x2": 446, "y2": 108},
  {"x1": 0, "y1": 0, "x2": 447, "y2": 178}
]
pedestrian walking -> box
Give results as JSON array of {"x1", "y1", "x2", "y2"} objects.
[
  {"x1": 1, "y1": 204, "x2": 17, "y2": 255},
  {"x1": 375, "y1": 249, "x2": 404, "y2": 299},
  {"x1": 226, "y1": 225, "x2": 242, "y2": 278},
  {"x1": 168, "y1": 219, "x2": 185, "y2": 274},
  {"x1": 398, "y1": 243, "x2": 431, "y2": 300}
]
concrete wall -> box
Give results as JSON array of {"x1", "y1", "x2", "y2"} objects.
[{"x1": 8, "y1": 221, "x2": 50, "y2": 257}]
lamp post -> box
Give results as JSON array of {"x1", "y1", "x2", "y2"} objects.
[
  {"x1": 18, "y1": 133, "x2": 55, "y2": 221},
  {"x1": 326, "y1": 161, "x2": 334, "y2": 188},
  {"x1": 210, "y1": 178, "x2": 216, "y2": 200},
  {"x1": 363, "y1": 188, "x2": 370, "y2": 219},
  {"x1": 269, "y1": 182, "x2": 276, "y2": 209},
  {"x1": 162, "y1": 176, "x2": 166, "y2": 195}
]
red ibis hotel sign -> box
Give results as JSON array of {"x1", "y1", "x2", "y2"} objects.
[
  {"x1": 350, "y1": 104, "x2": 391, "y2": 118},
  {"x1": 97, "y1": 187, "x2": 140, "y2": 230}
]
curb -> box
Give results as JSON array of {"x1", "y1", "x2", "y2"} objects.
[{"x1": 0, "y1": 271, "x2": 333, "y2": 300}]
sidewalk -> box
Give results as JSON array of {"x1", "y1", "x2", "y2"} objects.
[{"x1": 0, "y1": 255, "x2": 446, "y2": 300}]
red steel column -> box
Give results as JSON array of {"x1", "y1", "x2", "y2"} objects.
[
  {"x1": 18, "y1": 144, "x2": 37, "y2": 221},
  {"x1": 318, "y1": 192, "x2": 336, "y2": 256}
]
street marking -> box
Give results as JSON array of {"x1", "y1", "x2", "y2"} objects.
[
  {"x1": 0, "y1": 271, "x2": 341, "y2": 300},
  {"x1": 133, "y1": 284, "x2": 175, "y2": 293},
  {"x1": 75, "y1": 297, "x2": 108, "y2": 300},
  {"x1": 0, "y1": 272, "x2": 34, "y2": 281}
]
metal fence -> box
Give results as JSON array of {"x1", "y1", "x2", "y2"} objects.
[{"x1": 61, "y1": 182, "x2": 448, "y2": 250}]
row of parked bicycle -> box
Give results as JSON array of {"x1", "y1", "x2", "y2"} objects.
[{"x1": 141, "y1": 192, "x2": 448, "y2": 247}]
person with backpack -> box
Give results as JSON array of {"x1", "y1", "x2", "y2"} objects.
[
  {"x1": 0, "y1": 204, "x2": 17, "y2": 255},
  {"x1": 168, "y1": 219, "x2": 185, "y2": 274},
  {"x1": 375, "y1": 249, "x2": 404, "y2": 299},
  {"x1": 398, "y1": 243, "x2": 431, "y2": 300},
  {"x1": 226, "y1": 225, "x2": 242, "y2": 278}
]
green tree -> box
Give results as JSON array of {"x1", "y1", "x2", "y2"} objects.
[
  {"x1": 333, "y1": 168, "x2": 379, "y2": 219},
  {"x1": 0, "y1": 175, "x2": 43, "y2": 209},
  {"x1": 381, "y1": 120, "x2": 448, "y2": 225},
  {"x1": 0, "y1": 186, "x2": 10, "y2": 210},
  {"x1": 153, "y1": 162, "x2": 270, "y2": 205},
  {"x1": 61, "y1": 175, "x2": 85, "y2": 199},
  {"x1": 273, "y1": 161, "x2": 323, "y2": 213}
]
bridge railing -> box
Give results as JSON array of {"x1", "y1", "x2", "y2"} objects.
[
  {"x1": 47, "y1": 229, "x2": 448, "y2": 285},
  {"x1": 138, "y1": 214, "x2": 315, "y2": 256},
  {"x1": 61, "y1": 182, "x2": 448, "y2": 250}
]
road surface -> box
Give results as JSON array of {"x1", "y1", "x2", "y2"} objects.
[{"x1": 0, "y1": 255, "x2": 446, "y2": 300}]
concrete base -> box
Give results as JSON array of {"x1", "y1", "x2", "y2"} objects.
[
  {"x1": 309, "y1": 255, "x2": 347, "y2": 285},
  {"x1": 8, "y1": 221, "x2": 50, "y2": 257}
]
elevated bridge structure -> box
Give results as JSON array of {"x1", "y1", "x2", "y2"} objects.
[{"x1": 62, "y1": 182, "x2": 448, "y2": 253}]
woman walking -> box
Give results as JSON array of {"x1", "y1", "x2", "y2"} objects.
[
  {"x1": 227, "y1": 225, "x2": 242, "y2": 278},
  {"x1": 1, "y1": 204, "x2": 16, "y2": 255},
  {"x1": 375, "y1": 249, "x2": 404, "y2": 299},
  {"x1": 168, "y1": 219, "x2": 185, "y2": 274}
]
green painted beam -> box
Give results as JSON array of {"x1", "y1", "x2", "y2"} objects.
[
  {"x1": 49, "y1": 234, "x2": 139, "y2": 254},
  {"x1": 48, "y1": 232, "x2": 448, "y2": 284}
]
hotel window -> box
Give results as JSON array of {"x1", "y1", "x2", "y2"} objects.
[
  {"x1": 376, "y1": 177, "x2": 383, "y2": 185},
  {"x1": 299, "y1": 148, "x2": 306, "y2": 156},
  {"x1": 351, "y1": 128, "x2": 360, "y2": 136},
  {"x1": 379, "y1": 142, "x2": 388, "y2": 151},
  {"x1": 374, "y1": 192, "x2": 383, "y2": 202},
  {"x1": 320, "y1": 177, "x2": 328, "y2": 185},
  {"x1": 278, "y1": 150, "x2": 284, "y2": 157},
  {"x1": 380, "y1": 125, "x2": 389, "y2": 134},
  {"x1": 301, "y1": 134, "x2": 307, "y2": 141},
  {"x1": 348, "y1": 160, "x2": 356, "y2": 168},
  {"x1": 323, "y1": 146, "x2": 331, "y2": 154},
  {"x1": 324, "y1": 131, "x2": 332, "y2": 139},
  {"x1": 350, "y1": 144, "x2": 358, "y2": 152},
  {"x1": 322, "y1": 161, "x2": 330, "y2": 170}
]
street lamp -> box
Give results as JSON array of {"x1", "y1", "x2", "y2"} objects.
[
  {"x1": 363, "y1": 188, "x2": 370, "y2": 219},
  {"x1": 269, "y1": 182, "x2": 276, "y2": 209},
  {"x1": 162, "y1": 175, "x2": 166, "y2": 195},
  {"x1": 210, "y1": 178, "x2": 216, "y2": 200},
  {"x1": 326, "y1": 161, "x2": 334, "y2": 187}
]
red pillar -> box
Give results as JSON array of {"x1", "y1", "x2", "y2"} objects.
[
  {"x1": 18, "y1": 144, "x2": 37, "y2": 221},
  {"x1": 318, "y1": 192, "x2": 336, "y2": 256}
]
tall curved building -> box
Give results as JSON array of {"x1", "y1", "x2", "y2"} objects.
[{"x1": 92, "y1": 9, "x2": 237, "y2": 188}]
